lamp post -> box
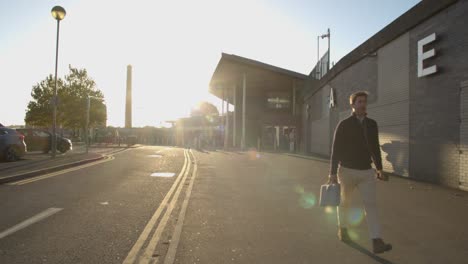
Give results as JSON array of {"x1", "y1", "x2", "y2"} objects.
[
  {"x1": 321, "y1": 28, "x2": 331, "y2": 71},
  {"x1": 51, "y1": 6, "x2": 66, "y2": 158}
]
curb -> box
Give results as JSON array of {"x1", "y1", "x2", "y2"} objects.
[
  {"x1": 0, "y1": 147, "x2": 134, "y2": 184},
  {"x1": 0, "y1": 155, "x2": 105, "y2": 185},
  {"x1": 283, "y1": 153, "x2": 330, "y2": 163}
]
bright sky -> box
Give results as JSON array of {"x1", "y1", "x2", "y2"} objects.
[{"x1": 0, "y1": 0, "x2": 419, "y2": 127}]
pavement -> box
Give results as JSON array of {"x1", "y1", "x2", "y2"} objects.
[
  {"x1": 0, "y1": 146, "x2": 467, "y2": 264},
  {"x1": 0, "y1": 144, "x2": 135, "y2": 183}
]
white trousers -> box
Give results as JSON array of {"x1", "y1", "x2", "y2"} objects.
[{"x1": 337, "y1": 165, "x2": 382, "y2": 239}]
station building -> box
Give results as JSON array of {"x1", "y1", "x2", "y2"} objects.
[{"x1": 210, "y1": 0, "x2": 468, "y2": 190}]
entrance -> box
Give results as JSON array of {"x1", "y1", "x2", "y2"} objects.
[{"x1": 262, "y1": 125, "x2": 296, "y2": 152}]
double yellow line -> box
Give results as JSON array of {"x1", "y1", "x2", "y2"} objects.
[
  {"x1": 8, "y1": 155, "x2": 115, "y2": 186},
  {"x1": 123, "y1": 149, "x2": 194, "y2": 264}
]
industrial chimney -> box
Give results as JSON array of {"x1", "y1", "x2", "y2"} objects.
[{"x1": 125, "y1": 65, "x2": 132, "y2": 128}]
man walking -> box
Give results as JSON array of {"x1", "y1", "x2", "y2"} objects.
[{"x1": 328, "y1": 91, "x2": 392, "y2": 254}]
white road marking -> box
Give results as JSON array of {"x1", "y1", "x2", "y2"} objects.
[
  {"x1": 0, "y1": 208, "x2": 63, "y2": 240},
  {"x1": 150, "y1": 172, "x2": 175, "y2": 177},
  {"x1": 123, "y1": 149, "x2": 189, "y2": 264},
  {"x1": 9, "y1": 156, "x2": 114, "y2": 185},
  {"x1": 148, "y1": 155, "x2": 162, "y2": 158},
  {"x1": 139, "y1": 151, "x2": 193, "y2": 264},
  {"x1": 163, "y1": 150, "x2": 198, "y2": 264}
]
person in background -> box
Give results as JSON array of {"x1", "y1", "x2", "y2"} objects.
[{"x1": 328, "y1": 91, "x2": 392, "y2": 254}]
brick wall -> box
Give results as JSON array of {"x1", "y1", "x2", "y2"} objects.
[
  {"x1": 368, "y1": 33, "x2": 410, "y2": 177},
  {"x1": 459, "y1": 80, "x2": 468, "y2": 189},
  {"x1": 409, "y1": 0, "x2": 468, "y2": 187}
]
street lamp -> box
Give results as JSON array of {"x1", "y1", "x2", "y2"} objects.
[{"x1": 50, "y1": 5, "x2": 66, "y2": 158}]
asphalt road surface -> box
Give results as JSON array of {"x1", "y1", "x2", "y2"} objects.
[{"x1": 1, "y1": 146, "x2": 468, "y2": 264}]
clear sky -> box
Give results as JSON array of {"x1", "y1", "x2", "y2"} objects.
[{"x1": 0, "y1": 0, "x2": 420, "y2": 127}]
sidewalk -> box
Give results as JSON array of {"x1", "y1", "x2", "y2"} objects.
[
  {"x1": 0, "y1": 145, "x2": 128, "y2": 184},
  {"x1": 175, "y1": 150, "x2": 468, "y2": 264}
]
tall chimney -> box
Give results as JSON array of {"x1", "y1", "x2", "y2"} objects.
[{"x1": 125, "y1": 65, "x2": 132, "y2": 128}]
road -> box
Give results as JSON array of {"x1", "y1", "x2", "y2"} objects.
[{"x1": 1, "y1": 146, "x2": 468, "y2": 264}]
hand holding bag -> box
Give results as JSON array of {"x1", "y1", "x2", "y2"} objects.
[{"x1": 319, "y1": 183, "x2": 341, "y2": 207}]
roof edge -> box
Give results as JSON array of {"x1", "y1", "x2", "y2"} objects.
[{"x1": 303, "y1": 0, "x2": 458, "y2": 100}]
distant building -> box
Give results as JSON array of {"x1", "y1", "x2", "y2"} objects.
[{"x1": 175, "y1": 115, "x2": 221, "y2": 149}]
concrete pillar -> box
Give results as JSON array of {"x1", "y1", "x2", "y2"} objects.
[
  {"x1": 221, "y1": 87, "x2": 225, "y2": 149},
  {"x1": 224, "y1": 91, "x2": 230, "y2": 149},
  {"x1": 241, "y1": 73, "x2": 246, "y2": 150},
  {"x1": 292, "y1": 79, "x2": 296, "y2": 116},
  {"x1": 233, "y1": 85, "x2": 237, "y2": 147}
]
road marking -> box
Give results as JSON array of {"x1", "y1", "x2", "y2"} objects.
[
  {"x1": 9, "y1": 155, "x2": 114, "y2": 185},
  {"x1": 0, "y1": 208, "x2": 63, "y2": 240},
  {"x1": 150, "y1": 172, "x2": 175, "y2": 177},
  {"x1": 123, "y1": 149, "x2": 189, "y2": 264},
  {"x1": 138, "y1": 150, "x2": 193, "y2": 264},
  {"x1": 163, "y1": 149, "x2": 198, "y2": 264}
]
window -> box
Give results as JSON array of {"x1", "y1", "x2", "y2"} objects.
[
  {"x1": 0, "y1": 129, "x2": 8, "y2": 136},
  {"x1": 267, "y1": 92, "x2": 290, "y2": 109}
]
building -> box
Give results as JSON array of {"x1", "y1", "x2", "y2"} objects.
[
  {"x1": 209, "y1": 53, "x2": 307, "y2": 151},
  {"x1": 208, "y1": 0, "x2": 468, "y2": 190},
  {"x1": 174, "y1": 115, "x2": 222, "y2": 149},
  {"x1": 300, "y1": 0, "x2": 468, "y2": 189}
]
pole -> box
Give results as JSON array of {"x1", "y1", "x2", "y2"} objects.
[
  {"x1": 52, "y1": 20, "x2": 60, "y2": 158},
  {"x1": 241, "y1": 73, "x2": 246, "y2": 150},
  {"x1": 317, "y1": 35, "x2": 320, "y2": 79},
  {"x1": 225, "y1": 91, "x2": 230, "y2": 149},
  {"x1": 233, "y1": 84, "x2": 236, "y2": 147},
  {"x1": 293, "y1": 79, "x2": 296, "y2": 115},
  {"x1": 86, "y1": 96, "x2": 90, "y2": 154},
  {"x1": 327, "y1": 28, "x2": 331, "y2": 70},
  {"x1": 221, "y1": 87, "x2": 225, "y2": 148}
]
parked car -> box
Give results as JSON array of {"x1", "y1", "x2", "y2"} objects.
[
  {"x1": 16, "y1": 129, "x2": 72, "y2": 153},
  {"x1": 0, "y1": 127, "x2": 27, "y2": 161}
]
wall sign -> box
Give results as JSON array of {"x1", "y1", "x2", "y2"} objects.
[
  {"x1": 417, "y1": 33, "x2": 437, "y2": 78},
  {"x1": 329, "y1": 87, "x2": 336, "y2": 109}
]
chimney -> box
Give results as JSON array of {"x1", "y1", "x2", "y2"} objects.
[{"x1": 125, "y1": 65, "x2": 132, "y2": 128}]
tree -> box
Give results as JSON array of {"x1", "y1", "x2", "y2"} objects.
[
  {"x1": 61, "y1": 66, "x2": 106, "y2": 129},
  {"x1": 25, "y1": 66, "x2": 106, "y2": 130},
  {"x1": 25, "y1": 75, "x2": 64, "y2": 127},
  {"x1": 190, "y1": 101, "x2": 219, "y2": 117}
]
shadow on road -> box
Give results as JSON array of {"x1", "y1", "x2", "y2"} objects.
[
  {"x1": 194, "y1": 148, "x2": 211, "y2": 154},
  {"x1": 344, "y1": 241, "x2": 395, "y2": 264}
]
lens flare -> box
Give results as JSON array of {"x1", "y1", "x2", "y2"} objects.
[
  {"x1": 348, "y1": 229, "x2": 360, "y2": 241},
  {"x1": 299, "y1": 192, "x2": 316, "y2": 209},
  {"x1": 347, "y1": 208, "x2": 365, "y2": 226},
  {"x1": 294, "y1": 185, "x2": 304, "y2": 194},
  {"x1": 324, "y1": 206, "x2": 334, "y2": 214},
  {"x1": 248, "y1": 148, "x2": 260, "y2": 160}
]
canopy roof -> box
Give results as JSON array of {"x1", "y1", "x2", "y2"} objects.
[{"x1": 209, "y1": 53, "x2": 307, "y2": 103}]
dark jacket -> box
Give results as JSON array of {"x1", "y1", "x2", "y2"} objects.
[{"x1": 330, "y1": 112, "x2": 383, "y2": 175}]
